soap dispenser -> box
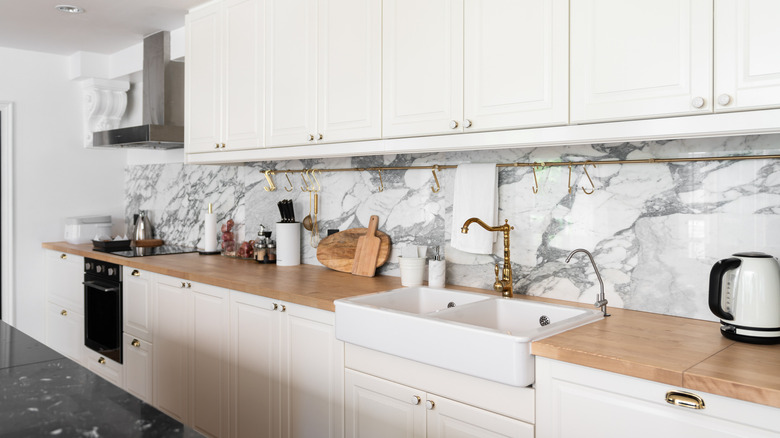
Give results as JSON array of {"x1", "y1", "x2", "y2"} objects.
[{"x1": 428, "y1": 246, "x2": 446, "y2": 288}]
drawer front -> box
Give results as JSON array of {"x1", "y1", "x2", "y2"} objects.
[
  {"x1": 123, "y1": 267, "x2": 153, "y2": 339},
  {"x1": 83, "y1": 346, "x2": 124, "y2": 388}
]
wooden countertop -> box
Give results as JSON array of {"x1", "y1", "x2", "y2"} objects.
[
  {"x1": 532, "y1": 306, "x2": 780, "y2": 409},
  {"x1": 43, "y1": 241, "x2": 780, "y2": 409}
]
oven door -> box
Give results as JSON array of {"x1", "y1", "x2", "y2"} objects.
[{"x1": 84, "y1": 276, "x2": 123, "y2": 363}]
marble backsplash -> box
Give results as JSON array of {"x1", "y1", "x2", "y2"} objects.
[{"x1": 125, "y1": 134, "x2": 780, "y2": 321}]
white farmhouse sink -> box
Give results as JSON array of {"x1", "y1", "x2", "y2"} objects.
[{"x1": 335, "y1": 287, "x2": 602, "y2": 387}]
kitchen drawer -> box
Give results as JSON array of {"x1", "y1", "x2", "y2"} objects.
[
  {"x1": 44, "y1": 250, "x2": 84, "y2": 313},
  {"x1": 45, "y1": 301, "x2": 84, "y2": 365},
  {"x1": 83, "y1": 346, "x2": 124, "y2": 388},
  {"x1": 123, "y1": 266, "x2": 153, "y2": 340}
]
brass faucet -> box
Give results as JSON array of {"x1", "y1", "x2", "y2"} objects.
[{"x1": 461, "y1": 218, "x2": 514, "y2": 298}]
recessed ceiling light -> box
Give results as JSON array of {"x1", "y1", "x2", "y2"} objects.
[{"x1": 55, "y1": 5, "x2": 85, "y2": 14}]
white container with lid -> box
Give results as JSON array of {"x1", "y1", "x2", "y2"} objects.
[{"x1": 64, "y1": 215, "x2": 112, "y2": 244}]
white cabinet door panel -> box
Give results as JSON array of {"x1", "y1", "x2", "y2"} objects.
[
  {"x1": 45, "y1": 251, "x2": 84, "y2": 313},
  {"x1": 45, "y1": 302, "x2": 84, "y2": 364},
  {"x1": 123, "y1": 333, "x2": 153, "y2": 404},
  {"x1": 715, "y1": 0, "x2": 780, "y2": 112},
  {"x1": 427, "y1": 395, "x2": 534, "y2": 438},
  {"x1": 122, "y1": 267, "x2": 152, "y2": 340},
  {"x1": 345, "y1": 369, "x2": 426, "y2": 438},
  {"x1": 464, "y1": 0, "x2": 568, "y2": 131},
  {"x1": 317, "y1": 0, "x2": 382, "y2": 143},
  {"x1": 153, "y1": 279, "x2": 190, "y2": 423},
  {"x1": 571, "y1": 0, "x2": 713, "y2": 123},
  {"x1": 265, "y1": 0, "x2": 318, "y2": 147},
  {"x1": 185, "y1": 4, "x2": 222, "y2": 153},
  {"x1": 383, "y1": 0, "x2": 464, "y2": 138}
]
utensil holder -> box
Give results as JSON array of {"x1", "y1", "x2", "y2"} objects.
[{"x1": 276, "y1": 222, "x2": 301, "y2": 266}]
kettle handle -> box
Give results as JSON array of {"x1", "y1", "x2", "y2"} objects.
[{"x1": 708, "y1": 258, "x2": 740, "y2": 320}]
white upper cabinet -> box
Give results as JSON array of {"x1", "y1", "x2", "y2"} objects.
[
  {"x1": 383, "y1": 0, "x2": 567, "y2": 138},
  {"x1": 186, "y1": 0, "x2": 264, "y2": 154},
  {"x1": 463, "y1": 0, "x2": 568, "y2": 131},
  {"x1": 715, "y1": 0, "x2": 780, "y2": 112},
  {"x1": 570, "y1": 0, "x2": 714, "y2": 123},
  {"x1": 266, "y1": 0, "x2": 381, "y2": 147},
  {"x1": 382, "y1": 0, "x2": 464, "y2": 138}
]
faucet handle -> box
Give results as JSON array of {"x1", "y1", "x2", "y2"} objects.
[{"x1": 493, "y1": 263, "x2": 504, "y2": 293}]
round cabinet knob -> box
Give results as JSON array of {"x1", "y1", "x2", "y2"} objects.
[
  {"x1": 691, "y1": 96, "x2": 706, "y2": 109},
  {"x1": 60, "y1": 254, "x2": 67, "y2": 260},
  {"x1": 318, "y1": 133, "x2": 323, "y2": 140},
  {"x1": 308, "y1": 134, "x2": 315, "y2": 142},
  {"x1": 131, "y1": 339, "x2": 141, "y2": 348},
  {"x1": 60, "y1": 309, "x2": 68, "y2": 316},
  {"x1": 272, "y1": 303, "x2": 279, "y2": 311},
  {"x1": 411, "y1": 396, "x2": 421, "y2": 405},
  {"x1": 186, "y1": 282, "x2": 192, "y2": 288},
  {"x1": 280, "y1": 305, "x2": 287, "y2": 312},
  {"x1": 215, "y1": 143, "x2": 220, "y2": 149},
  {"x1": 221, "y1": 143, "x2": 226, "y2": 149},
  {"x1": 426, "y1": 400, "x2": 435, "y2": 410},
  {"x1": 98, "y1": 357, "x2": 106, "y2": 365},
  {"x1": 131, "y1": 270, "x2": 140, "y2": 277},
  {"x1": 717, "y1": 94, "x2": 732, "y2": 106},
  {"x1": 464, "y1": 119, "x2": 473, "y2": 128},
  {"x1": 449, "y1": 120, "x2": 459, "y2": 129},
  {"x1": 181, "y1": 282, "x2": 186, "y2": 288}
]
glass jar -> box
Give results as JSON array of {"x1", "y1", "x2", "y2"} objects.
[
  {"x1": 254, "y1": 237, "x2": 267, "y2": 263},
  {"x1": 266, "y1": 240, "x2": 276, "y2": 264}
]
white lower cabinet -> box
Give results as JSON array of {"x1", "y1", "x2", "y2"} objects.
[
  {"x1": 44, "y1": 250, "x2": 85, "y2": 364},
  {"x1": 230, "y1": 291, "x2": 344, "y2": 438},
  {"x1": 345, "y1": 369, "x2": 532, "y2": 438},
  {"x1": 83, "y1": 346, "x2": 124, "y2": 387},
  {"x1": 535, "y1": 357, "x2": 780, "y2": 438},
  {"x1": 123, "y1": 333, "x2": 153, "y2": 403},
  {"x1": 153, "y1": 275, "x2": 230, "y2": 438},
  {"x1": 344, "y1": 344, "x2": 534, "y2": 438},
  {"x1": 44, "y1": 301, "x2": 84, "y2": 365}
]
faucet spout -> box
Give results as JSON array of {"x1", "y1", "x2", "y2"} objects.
[
  {"x1": 565, "y1": 248, "x2": 610, "y2": 317},
  {"x1": 461, "y1": 217, "x2": 514, "y2": 298}
]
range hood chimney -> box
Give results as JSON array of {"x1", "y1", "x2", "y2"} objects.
[{"x1": 92, "y1": 31, "x2": 184, "y2": 149}]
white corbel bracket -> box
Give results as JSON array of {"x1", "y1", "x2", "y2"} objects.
[{"x1": 82, "y1": 78, "x2": 130, "y2": 148}]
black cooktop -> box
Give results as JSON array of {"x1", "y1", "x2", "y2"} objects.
[{"x1": 94, "y1": 245, "x2": 198, "y2": 258}]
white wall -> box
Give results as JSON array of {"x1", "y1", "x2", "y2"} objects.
[{"x1": 0, "y1": 47, "x2": 126, "y2": 340}]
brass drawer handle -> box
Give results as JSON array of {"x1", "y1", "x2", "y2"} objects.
[
  {"x1": 131, "y1": 339, "x2": 141, "y2": 348},
  {"x1": 60, "y1": 309, "x2": 68, "y2": 316},
  {"x1": 98, "y1": 357, "x2": 106, "y2": 365},
  {"x1": 666, "y1": 390, "x2": 705, "y2": 410},
  {"x1": 60, "y1": 254, "x2": 67, "y2": 259},
  {"x1": 131, "y1": 270, "x2": 140, "y2": 277}
]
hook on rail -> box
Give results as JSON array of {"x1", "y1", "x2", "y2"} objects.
[{"x1": 263, "y1": 170, "x2": 277, "y2": 192}]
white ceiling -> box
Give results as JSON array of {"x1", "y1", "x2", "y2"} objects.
[{"x1": 0, "y1": 0, "x2": 212, "y2": 56}]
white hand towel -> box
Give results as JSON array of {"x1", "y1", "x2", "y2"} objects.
[{"x1": 450, "y1": 163, "x2": 498, "y2": 254}]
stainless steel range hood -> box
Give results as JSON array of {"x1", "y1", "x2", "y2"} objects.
[{"x1": 92, "y1": 31, "x2": 184, "y2": 149}]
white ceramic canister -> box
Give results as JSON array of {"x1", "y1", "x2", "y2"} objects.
[{"x1": 275, "y1": 222, "x2": 301, "y2": 266}]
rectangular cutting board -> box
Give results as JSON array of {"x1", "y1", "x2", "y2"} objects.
[{"x1": 316, "y1": 228, "x2": 391, "y2": 273}]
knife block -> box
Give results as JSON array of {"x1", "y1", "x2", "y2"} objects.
[{"x1": 276, "y1": 222, "x2": 301, "y2": 266}]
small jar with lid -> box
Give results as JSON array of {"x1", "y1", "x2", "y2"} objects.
[
  {"x1": 254, "y1": 237, "x2": 267, "y2": 263},
  {"x1": 266, "y1": 240, "x2": 276, "y2": 264}
]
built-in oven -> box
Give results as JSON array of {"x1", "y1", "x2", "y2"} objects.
[{"x1": 83, "y1": 258, "x2": 122, "y2": 364}]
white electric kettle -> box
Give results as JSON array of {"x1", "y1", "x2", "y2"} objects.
[{"x1": 709, "y1": 252, "x2": 780, "y2": 344}]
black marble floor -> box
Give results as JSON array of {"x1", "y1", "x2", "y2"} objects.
[{"x1": 0, "y1": 320, "x2": 202, "y2": 437}]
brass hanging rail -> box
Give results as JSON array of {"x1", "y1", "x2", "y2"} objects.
[{"x1": 260, "y1": 153, "x2": 780, "y2": 175}]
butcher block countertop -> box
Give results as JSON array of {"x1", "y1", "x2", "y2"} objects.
[{"x1": 43, "y1": 241, "x2": 780, "y2": 409}]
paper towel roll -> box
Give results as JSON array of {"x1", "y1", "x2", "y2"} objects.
[
  {"x1": 204, "y1": 212, "x2": 217, "y2": 252},
  {"x1": 276, "y1": 222, "x2": 301, "y2": 266}
]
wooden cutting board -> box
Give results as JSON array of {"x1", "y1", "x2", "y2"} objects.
[
  {"x1": 316, "y1": 225, "x2": 391, "y2": 274},
  {"x1": 352, "y1": 215, "x2": 382, "y2": 277}
]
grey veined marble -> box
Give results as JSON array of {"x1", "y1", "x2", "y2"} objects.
[{"x1": 125, "y1": 134, "x2": 780, "y2": 321}]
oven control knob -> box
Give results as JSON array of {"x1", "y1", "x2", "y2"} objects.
[
  {"x1": 85, "y1": 262, "x2": 92, "y2": 270},
  {"x1": 96, "y1": 265, "x2": 103, "y2": 273},
  {"x1": 107, "y1": 267, "x2": 115, "y2": 276}
]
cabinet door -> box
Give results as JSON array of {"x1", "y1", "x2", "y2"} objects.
[
  {"x1": 190, "y1": 282, "x2": 230, "y2": 438},
  {"x1": 122, "y1": 267, "x2": 152, "y2": 340},
  {"x1": 570, "y1": 0, "x2": 713, "y2": 123},
  {"x1": 45, "y1": 301, "x2": 84, "y2": 365},
  {"x1": 345, "y1": 369, "x2": 425, "y2": 438},
  {"x1": 464, "y1": 0, "x2": 568, "y2": 131},
  {"x1": 265, "y1": 0, "x2": 318, "y2": 147},
  {"x1": 282, "y1": 304, "x2": 344, "y2": 438},
  {"x1": 83, "y1": 346, "x2": 124, "y2": 388},
  {"x1": 223, "y1": 0, "x2": 265, "y2": 150},
  {"x1": 230, "y1": 292, "x2": 280, "y2": 438},
  {"x1": 317, "y1": 0, "x2": 381, "y2": 144},
  {"x1": 123, "y1": 333, "x2": 153, "y2": 404},
  {"x1": 153, "y1": 278, "x2": 190, "y2": 423},
  {"x1": 382, "y1": 0, "x2": 464, "y2": 138},
  {"x1": 185, "y1": 2, "x2": 223, "y2": 153},
  {"x1": 536, "y1": 358, "x2": 780, "y2": 438},
  {"x1": 715, "y1": 0, "x2": 780, "y2": 112},
  {"x1": 427, "y1": 395, "x2": 533, "y2": 438},
  {"x1": 44, "y1": 250, "x2": 84, "y2": 313}
]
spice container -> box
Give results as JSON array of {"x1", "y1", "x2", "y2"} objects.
[
  {"x1": 267, "y1": 240, "x2": 276, "y2": 264},
  {"x1": 254, "y1": 237, "x2": 267, "y2": 263}
]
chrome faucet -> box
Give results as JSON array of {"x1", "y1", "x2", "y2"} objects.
[
  {"x1": 461, "y1": 218, "x2": 514, "y2": 298},
  {"x1": 565, "y1": 248, "x2": 610, "y2": 317}
]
